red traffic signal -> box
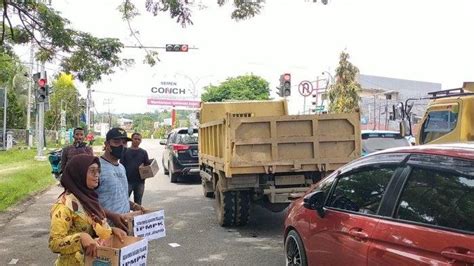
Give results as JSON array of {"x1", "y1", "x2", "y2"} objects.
[
  {"x1": 38, "y1": 78, "x2": 47, "y2": 87},
  {"x1": 166, "y1": 44, "x2": 189, "y2": 52},
  {"x1": 283, "y1": 73, "x2": 291, "y2": 81}
]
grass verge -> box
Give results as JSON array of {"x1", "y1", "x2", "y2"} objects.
[{"x1": 0, "y1": 149, "x2": 55, "y2": 212}]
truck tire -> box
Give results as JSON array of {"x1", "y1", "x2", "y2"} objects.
[
  {"x1": 202, "y1": 179, "x2": 214, "y2": 198},
  {"x1": 234, "y1": 191, "x2": 251, "y2": 226},
  {"x1": 168, "y1": 162, "x2": 178, "y2": 183},
  {"x1": 216, "y1": 186, "x2": 235, "y2": 226}
]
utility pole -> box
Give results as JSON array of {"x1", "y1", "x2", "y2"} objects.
[
  {"x1": 26, "y1": 42, "x2": 35, "y2": 147},
  {"x1": 86, "y1": 87, "x2": 91, "y2": 131},
  {"x1": 2, "y1": 86, "x2": 6, "y2": 150}
]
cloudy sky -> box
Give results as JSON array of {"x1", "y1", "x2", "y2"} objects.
[{"x1": 21, "y1": 0, "x2": 474, "y2": 113}]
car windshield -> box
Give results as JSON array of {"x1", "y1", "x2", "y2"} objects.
[
  {"x1": 176, "y1": 131, "x2": 199, "y2": 144},
  {"x1": 362, "y1": 133, "x2": 410, "y2": 154}
]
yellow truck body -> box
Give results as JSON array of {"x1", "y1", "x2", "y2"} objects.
[
  {"x1": 199, "y1": 100, "x2": 361, "y2": 226},
  {"x1": 416, "y1": 84, "x2": 474, "y2": 145}
]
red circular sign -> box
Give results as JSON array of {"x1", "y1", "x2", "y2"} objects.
[{"x1": 298, "y1": 81, "x2": 313, "y2": 97}]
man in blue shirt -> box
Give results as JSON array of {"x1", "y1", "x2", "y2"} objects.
[{"x1": 96, "y1": 128, "x2": 145, "y2": 231}]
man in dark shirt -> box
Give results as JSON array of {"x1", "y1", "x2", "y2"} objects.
[
  {"x1": 61, "y1": 127, "x2": 93, "y2": 171},
  {"x1": 121, "y1": 132, "x2": 151, "y2": 205}
]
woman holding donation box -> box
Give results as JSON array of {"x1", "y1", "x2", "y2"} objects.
[{"x1": 48, "y1": 154, "x2": 126, "y2": 265}]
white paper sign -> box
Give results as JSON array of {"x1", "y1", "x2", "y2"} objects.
[
  {"x1": 120, "y1": 238, "x2": 148, "y2": 266},
  {"x1": 133, "y1": 210, "x2": 166, "y2": 241}
]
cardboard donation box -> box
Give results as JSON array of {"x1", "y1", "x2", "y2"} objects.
[
  {"x1": 125, "y1": 209, "x2": 166, "y2": 241},
  {"x1": 84, "y1": 235, "x2": 148, "y2": 266},
  {"x1": 139, "y1": 159, "x2": 159, "y2": 179}
]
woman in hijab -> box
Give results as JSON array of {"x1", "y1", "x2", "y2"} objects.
[{"x1": 49, "y1": 154, "x2": 127, "y2": 265}]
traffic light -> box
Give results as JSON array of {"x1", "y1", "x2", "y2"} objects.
[
  {"x1": 165, "y1": 44, "x2": 189, "y2": 52},
  {"x1": 33, "y1": 72, "x2": 48, "y2": 103},
  {"x1": 279, "y1": 73, "x2": 291, "y2": 97}
]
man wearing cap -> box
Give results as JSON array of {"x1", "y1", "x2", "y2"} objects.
[{"x1": 96, "y1": 128, "x2": 145, "y2": 231}]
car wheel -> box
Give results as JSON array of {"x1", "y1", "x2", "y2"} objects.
[
  {"x1": 162, "y1": 158, "x2": 169, "y2": 175},
  {"x1": 168, "y1": 162, "x2": 178, "y2": 183},
  {"x1": 285, "y1": 230, "x2": 308, "y2": 266}
]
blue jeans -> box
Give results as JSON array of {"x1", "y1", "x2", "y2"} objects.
[{"x1": 128, "y1": 182, "x2": 145, "y2": 205}]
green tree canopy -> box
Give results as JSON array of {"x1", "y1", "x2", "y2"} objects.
[
  {"x1": 45, "y1": 73, "x2": 84, "y2": 130},
  {"x1": 201, "y1": 74, "x2": 270, "y2": 102},
  {"x1": 328, "y1": 51, "x2": 362, "y2": 113}
]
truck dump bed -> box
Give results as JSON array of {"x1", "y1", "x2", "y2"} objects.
[{"x1": 199, "y1": 100, "x2": 361, "y2": 177}]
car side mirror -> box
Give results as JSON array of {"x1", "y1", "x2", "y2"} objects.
[
  {"x1": 303, "y1": 191, "x2": 326, "y2": 218},
  {"x1": 159, "y1": 140, "x2": 166, "y2": 145}
]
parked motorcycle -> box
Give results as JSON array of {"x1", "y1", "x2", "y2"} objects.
[{"x1": 48, "y1": 149, "x2": 62, "y2": 180}]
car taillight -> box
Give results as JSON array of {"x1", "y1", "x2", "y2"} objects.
[{"x1": 172, "y1": 144, "x2": 190, "y2": 152}]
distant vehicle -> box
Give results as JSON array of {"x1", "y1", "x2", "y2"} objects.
[
  {"x1": 160, "y1": 127, "x2": 199, "y2": 183},
  {"x1": 391, "y1": 83, "x2": 474, "y2": 145},
  {"x1": 284, "y1": 143, "x2": 474, "y2": 266},
  {"x1": 361, "y1": 130, "x2": 410, "y2": 156}
]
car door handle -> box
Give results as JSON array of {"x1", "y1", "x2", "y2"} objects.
[
  {"x1": 441, "y1": 250, "x2": 474, "y2": 264},
  {"x1": 348, "y1": 228, "x2": 369, "y2": 240}
]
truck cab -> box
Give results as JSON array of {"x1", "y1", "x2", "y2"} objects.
[{"x1": 416, "y1": 86, "x2": 474, "y2": 145}]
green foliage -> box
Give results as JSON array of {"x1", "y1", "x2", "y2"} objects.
[
  {"x1": 201, "y1": 74, "x2": 270, "y2": 102},
  {"x1": 0, "y1": 51, "x2": 28, "y2": 129},
  {"x1": 0, "y1": 149, "x2": 55, "y2": 212},
  {"x1": 328, "y1": 51, "x2": 361, "y2": 113},
  {"x1": 5, "y1": 90, "x2": 25, "y2": 128},
  {"x1": 1, "y1": 1, "x2": 123, "y2": 87},
  {"x1": 45, "y1": 73, "x2": 84, "y2": 130}
]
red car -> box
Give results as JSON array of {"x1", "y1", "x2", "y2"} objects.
[{"x1": 284, "y1": 143, "x2": 474, "y2": 265}]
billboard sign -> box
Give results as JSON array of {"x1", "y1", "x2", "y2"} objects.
[{"x1": 147, "y1": 98, "x2": 200, "y2": 108}]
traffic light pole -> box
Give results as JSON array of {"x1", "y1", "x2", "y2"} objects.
[{"x1": 35, "y1": 69, "x2": 47, "y2": 161}]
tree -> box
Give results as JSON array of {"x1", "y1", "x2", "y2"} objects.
[
  {"x1": 328, "y1": 51, "x2": 362, "y2": 113},
  {"x1": 0, "y1": 1, "x2": 122, "y2": 87},
  {"x1": 45, "y1": 73, "x2": 84, "y2": 130},
  {"x1": 0, "y1": 51, "x2": 27, "y2": 129},
  {"x1": 3, "y1": 90, "x2": 25, "y2": 128},
  {"x1": 201, "y1": 74, "x2": 270, "y2": 102}
]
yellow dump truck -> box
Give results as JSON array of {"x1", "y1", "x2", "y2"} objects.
[
  {"x1": 199, "y1": 100, "x2": 361, "y2": 226},
  {"x1": 415, "y1": 83, "x2": 474, "y2": 144}
]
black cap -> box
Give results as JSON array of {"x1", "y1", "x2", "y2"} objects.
[{"x1": 106, "y1": 128, "x2": 132, "y2": 141}]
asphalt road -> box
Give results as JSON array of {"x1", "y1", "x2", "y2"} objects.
[{"x1": 0, "y1": 139, "x2": 286, "y2": 265}]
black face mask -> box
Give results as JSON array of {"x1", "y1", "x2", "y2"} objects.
[{"x1": 110, "y1": 145, "x2": 124, "y2": 159}]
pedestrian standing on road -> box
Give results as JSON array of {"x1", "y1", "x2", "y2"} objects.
[
  {"x1": 95, "y1": 128, "x2": 146, "y2": 232},
  {"x1": 49, "y1": 154, "x2": 127, "y2": 266},
  {"x1": 61, "y1": 127, "x2": 93, "y2": 171},
  {"x1": 121, "y1": 132, "x2": 154, "y2": 205}
]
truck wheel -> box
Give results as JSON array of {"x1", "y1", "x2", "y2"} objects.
[
  {"x1": 235, "y1": 191, "x2": 251, "y2": 226},
  {"x1": 202, "y1": 179, "x2": 214, "y2": 198},
  {"x1": 168, "y1": 162, "x2": 178, "y2": 183},
  {"x1": 163, "y1": 158, "x2": 169, "y2": 175},
  {"x1": 216, "y1": 186, "x2": 235, "y2": 226}
]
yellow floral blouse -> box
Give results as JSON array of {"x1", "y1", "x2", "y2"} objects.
[{"x1": 49, "y1": 193, "x2": 96, "y2": 266}]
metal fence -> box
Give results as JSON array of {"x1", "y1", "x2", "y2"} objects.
[{"x1": 0, "y1": 128, "x2": 61, "y2": 148}]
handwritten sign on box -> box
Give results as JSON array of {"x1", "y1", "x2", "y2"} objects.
[{"x1": 132, "y1": 210, "x2": 166, "y2": 241}]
